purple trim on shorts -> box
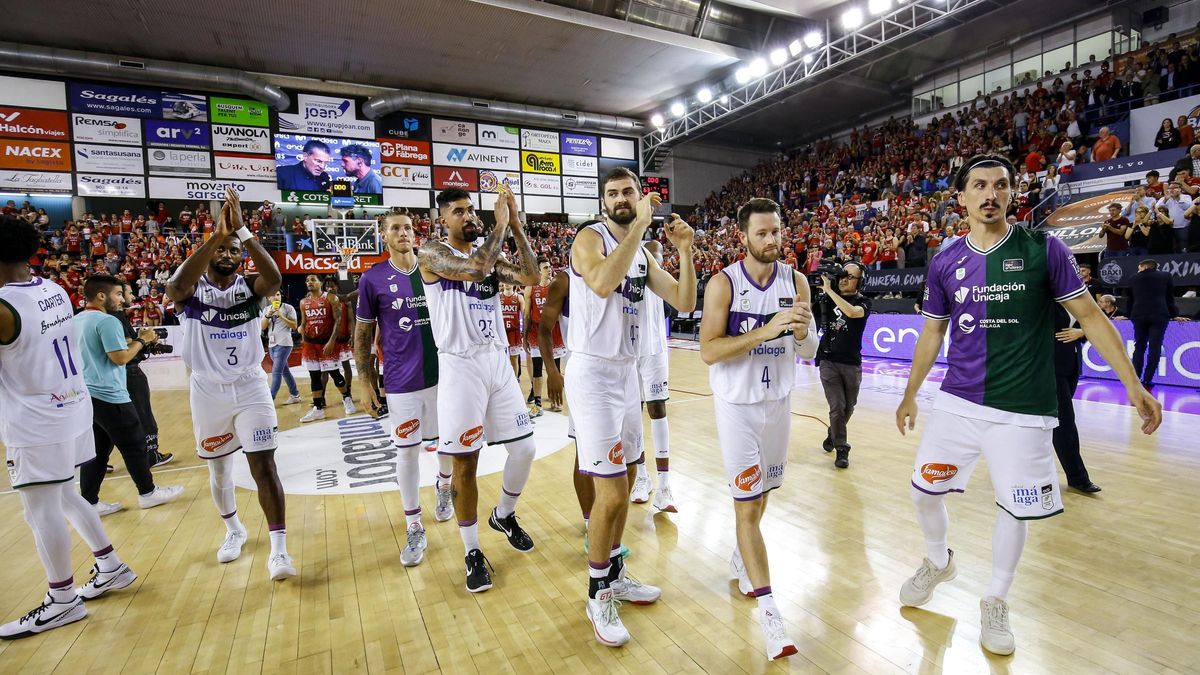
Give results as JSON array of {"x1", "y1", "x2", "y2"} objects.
[
  {"x1": 733, "y1": 493, "x2": 763, "y2": 502},
  {"x1": 458, "y1": 519, "x2": 477, "y2": 527},
  {"x1": 438, "y1": 472, "x2": 451, "y2": 479},
  {"x1": 50, "y1": 577, "x2": 73, "y2": 589},
  {"x1": 582, "y1": 511, "x2": 590, "y2": 520},
  {"x1": 268, "y1": 523, "x2": 286, "y2": 532},
  {"x1": 580, "y1": 468, "x2": 628, "y2": 478},
  {"x1": 93, "y1": 545, "x2": 114, "y2": 558},
  {"x1": 588, "y1": 560, "x2": 611, "y2": 571},
  {"x1": 501, "y1": 487, "x2": 520, "y2": 497},
  {"x1": 910, "y1": 480, "x2": 965, "y2": 496},
  {"x1": 404, "y1": 508, "x2": 421, "y2": 516},
  {"x1": 221, "y1": 510, "x2": 237, "y2": 520},
  {"x1": 753, "y1": 586, "x2": 772, "y2": 597}
]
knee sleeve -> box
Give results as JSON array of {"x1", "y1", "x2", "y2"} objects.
[
  {"x1": 532, "y1": 356, "x2": 544, "y2": 378},
  {"x1": 309, "y1": 371, "x2": 325, "y2": 392},
  {"x1": 328, "y1": 369, "x2": 346, "y2": 389}
]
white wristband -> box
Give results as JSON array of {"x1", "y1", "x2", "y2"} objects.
[{"x1": 236, "y1": 227, "x2": 253, "y2": 242}]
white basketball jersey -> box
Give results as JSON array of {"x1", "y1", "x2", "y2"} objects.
[
  {"x1": 640, "y1": 286, "x2": 667, "y2": 356},
  {"x1": 709, "y1": 261, "x2": 797, "y2": 404},
  {"x1": 567, "y1": 222, "x2": 649, "y2": 361},
  {"x1": 423, "y1": 244, "x2": 507, "y2": 356},
  {"x1": 179, "y1": 275, "x2": 268, "y2": 384},
  {"x1": 0, "y1": 277, "x2": 92, "y2": 447}
]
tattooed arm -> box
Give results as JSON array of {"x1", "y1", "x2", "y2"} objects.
[
  {"x1": 418, "y1": 222, "x2": 509, "y2": 284},
  {"x1": 354, "y1": 320, "x2": 382, "y2": 418},
  {"x1": 494, "y1": 189, "x2": 540, "y2": 286}
]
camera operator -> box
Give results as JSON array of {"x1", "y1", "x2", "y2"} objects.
[
  {"x1": 815, "y1": 261, "x2": 871, "y2": 469},
  {"x1": 118, "y1": 282, "x2": 172, "y2": 468}
]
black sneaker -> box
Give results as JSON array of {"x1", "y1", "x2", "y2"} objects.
[
  {"x1": 465, "y1": 549, "x2": 493, "y2": 593},
  {"x1": 151, "y1": 452, "x2": 174, "y2": 468},
  {"x1": 834, "y1": 448, "x2": 850, "y2": 469},
  {"x1": 488, "y1": 508, "x2": 535, "y2": 552},
  {"x1": 822, "y1": 433, "x2": 834, "y2": 453}
]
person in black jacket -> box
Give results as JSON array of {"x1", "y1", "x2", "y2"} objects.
[
  {"x1": 116, "y1": 283, "x2": 172, "y2": 468},
  {"x1": 1127, "y1": 259, "x2": 1184, "y2": 389},
  {"x1": 1169, "y1": 143, "x2": 1200, "y2": 182},
  {"x1": 1051, "y1": 305, "x2": 1100, "y2": 493}
]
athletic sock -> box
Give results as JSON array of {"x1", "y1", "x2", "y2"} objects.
[
  {"x1": 223, "y1": 510, "x2": 244, "y2": 534},
  {"x1": 635, "y1": 462, "x2": 648, "y2": 479},
  {"x1": 459, "y1": 520, "x2": 480, "y2": 554},
  {"x1": 496, "y1": 488, "x2": 519, "y2": 519},
  {"x1": 437, "y1": 452, "x2": 453, "y2": 487},
  {"x1": 405, "y1": 508, "x2": 422, "y2": 528},
  {"x1": 313, "y1": 397, "x2": 326, "y2": 409},
  {"x1": 755, "y1": 587, "x2": 778, "y2": 612},
  {"x1": 48, "y1": 580, "x2": 75, "y2": 603},
  {"x1": 437, "y1": 471, "x2": 452, "y2": 490},
  {"x1": 657, "y1": 468, "x2": 670, "y2": 489},
  {"x1": 94, "y1": 545, "x2": 122, "y2": 573},
  {"x1": 268, "y1": 525, "x2": 287, "y2": 557},
  {"x1": 588, "y1": 561, "x2": 611, "y2": 598},
  {"x1": 650, "y1": 416, "x2": 670, "y2": 463}
]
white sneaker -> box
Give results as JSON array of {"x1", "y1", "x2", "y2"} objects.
[
  {"x1": 268, "y1": 552, "x2": 296, "y2": 580},
  {"x1": 400, "y1": 523, "x2": 427, "y2": 567},
  {"x1": 0, "y1": 593, "x2": 87, "y2": 640},
  {"x1": 283, "y1": 394, "x2": 302, "y2": 405},
  {"x1": 611, "y1": 567, "x2": 661, "y2": 605},
  {"x1": 760, "y1": 607, "x2": 798, "y2": 660},
  {"x1": 586, "y1": 588, "x2": 629, "y2": 647},
  {"x1": 216, "y1": 528, "x2": 247, "y2": 563},
  {"x1": 730, "y1": 549, "x2": 754, "y2": 597},
  {"x1": 93, "y1": 501, "x2": 123, "y2": 517},
  {"x1": 652, "y1": 484, "x2": 678, "y2": 513},
  {"x1": 342, "y1": 396, "x2": 357, "y2": 415},
  {"x1": 138, "y1": 485, "x2": 183, "y2": 509},
  {"x1": 630, "y1": 473, "x2": 651, "y2": 504},
  {"x1": 980, "y1": 596, "x2": 1016, "y2": 655},
  {"x1": 899, "y1": 549, "x2": 956, "y2": 607},
  {"x1": 434, "y1": 484, "x2": 454, "y2": 522},
  {"x1": 76, "y1": 563, "x2": 137, "y2": 599},
  {"x1": 299, "y1": 406, "x2": 325, "y2": 423}
]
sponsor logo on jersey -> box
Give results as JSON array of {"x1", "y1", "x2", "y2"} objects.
[
  {"x1": 778, "y1": 297, "x2": 793, "y2": 308},
  {"x1": 397, "y1": 316, "x2": 413, "y2": 332},
  {"x1": 253, "y1": 427, "x2": 275, "y2": 445},
  {"x1": 1011, "y1": 484, "x2": 1054, "y2": 508},
  {"x1": 734, "y1": 465, "x2": 761, "y2": 492},
  {"x1": 957, "y1": 313, "x2": 976, "y2": 334},
  {"x1": 955, "y1": 267, "x2": 966, "y2": 280},
  {"x1": 607, "y1": 441, "x2": 625, "y2": 465},
  {"x1": 459, "y1": 425, "x2": 484, "y2": 447},
  {"x1": 1040, "y1": 483, "x2": 1054, "y2": 510},
  {"x1": 954, "y1": 287, "x2": 969, "y2": 304},
  {"x1": 395, "y1": 418, "x2": 420, "y2": 439},
  {"x1": 202, "y1": 432, "x2": 235, "y2": 452},
  {"x1": 920, "y1": 463, "x2": 958, "y2": 484},
  {"x1": 1002, "y1": 258, "x2": 1024, "y2": 272},
  {"x1": 765, "y1": 463, "x2": 784, "y2": 479}
]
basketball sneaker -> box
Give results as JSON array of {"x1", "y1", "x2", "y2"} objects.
[
  {"x1": 586, "y1": 587, "x2": 629, "y2": 647},
  {"x1": 980, "y1": 596, "x2": 1016, "y2": 655},
  {"x1": 488, "y1": 508, "x2": 534, "y2": 552},
  {"x1": 342, "y1": 396, "x2": 357, "y2": 416},
  {"x1": 268, "y1": 552, "x2": 297, "y2": 580},
  {"x1": 0, "y1": 593, "x2": 86, "y2": 640},
  {"x1": 610, "y1": 567, "x2": 660, "y2": 605},
  {"x1": 465, "y1": 549, "x2": 493, "y2": 593},
  {"x1": 76, "y1": 563, "x2": 137, "y2": 600},
  {"x1": 729, "y1": 549, "x2": 754, "y2": 597},
  {"x1": 630, "y1": 474, "x2": 651, "y2": 503},
  {"x1": 216, "y1": 527, "x2": 247, "y2": 563},
  {"x1": 528, "y1": 403, "x2": 543, "y2": 418},
  {"x1": 899, "y1": 549, "x2": 956, "y2": 607},
  {"x1": 283, "y1": 394, "x2": 302, "y2": 405},
  {"x1": 651, "y1": 484, "x2": 677, "y2": 512},
  {"x1": 300, "y1": 406, "x2": 325, "y2": 423},
  {"x1": 93, "y1": 501, "x2": 123, "y2": 517},
  {"x1": 150, "y1": 452, "x2": 174, "y2": 468},
  {"x1": 400, "y1": 523, "x2": 427, "y2": 567},
  {"x1": 434, "y1": 485, "x2": 453, "y2": 522},
  {"x1": 138, "y1": 484, "x2": 183, "y2": 509},
  {"x1": 760, "y1": 607, "x2": 798, "y2": 660}
]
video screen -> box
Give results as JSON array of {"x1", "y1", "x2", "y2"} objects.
[{"x1": 273, "y1": 133, "x2": 383, "y2": 194}]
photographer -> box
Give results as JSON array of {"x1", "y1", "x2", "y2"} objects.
[
  {"x1": 118, "y1": 283, "x2": 172, "y2": 468},
  {"x1": 815, "y1": 261, "x2": 871, "y2": 469}
]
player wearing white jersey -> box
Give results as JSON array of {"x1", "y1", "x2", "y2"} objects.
[
  {"x1": 165, "y1": 188, "x2": 295, "y2": 581},
  {"x1": 418, "y1": 186, "x2": 541, "y2": 593},
  {"x1": 629, "y1": 240, "x2": 675, "y2": 512},
  {"x1": 0, "y1": 215, "x2": 136, "y2": 639},
  {"x1": 699, "y1": 198, "x2": 816, "y2": 661},
  {"x1": 568, "y1": 168, "x2": 696, "y2": 647}
]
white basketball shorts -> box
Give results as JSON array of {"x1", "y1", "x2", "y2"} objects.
[
  {"x1": 714, "y1": 395, "x2": 790, "y2": 500},
  {"x1": 191, "y1": 371, "x2": 279, "y2": 460},
  {"x1": 637, "y1": 350, "x2": 670, "y2": 403},
  {"x1": 565, "y1": 353, "x2": 644, "y2": 478},
  {"x1": 437, "y1": 349, "x2": 533, "y2": 455},
  {"x1": 387, "y1": 386, "x2": 439, "y2": 448},
  {"x1": 6, "y1": 428, "x2": 96, "y2": 489}
]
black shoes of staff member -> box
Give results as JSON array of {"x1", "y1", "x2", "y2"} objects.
[
  {"x1": 1069, "y1": 482, "x2": 1102, "y2": 494},
  {"x1": 822, "y1": 433, "x2": 834, "y2": 453},
  {"x1": 834, "y1": 448, "x2": 850, "y2": 469}
]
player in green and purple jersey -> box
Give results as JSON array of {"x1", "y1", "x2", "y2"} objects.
[{"x1": 894, "y1": 154, "x2": 1162, "y2": 656}]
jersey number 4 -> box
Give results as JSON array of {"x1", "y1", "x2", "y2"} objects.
[
  {"x1": 761, "y1": 366, "x2": 771, "y2": 389},
  {"x1": 52, "y1": 336, "x2": 78, "y2": 379}
]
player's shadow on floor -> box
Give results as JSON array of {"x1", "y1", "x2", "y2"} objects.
[{"x1": 900, "y1": 606, "x2": 959, "y2": 675}]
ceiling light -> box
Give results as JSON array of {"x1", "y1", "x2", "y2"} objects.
[
  {"x1": 719, "y1": 94, "x2": 729, "y2": 104},
  {"x1": 697, "y1": 87, "x2": 713, "y2": 103},
  {"x1": 735, "y1": 67, "x2": 751, "y2": 84},
  {"x1": 868, "y1": 0, "x2": 891, "y2": 14},
  {"x1": 770, "y1": 48, "x2": 788, "y2": 66},
  {"x1": 748, "y1": 58, "x2": 768, "y2": 78},
  {"x1": 803, "y1": 53, "x2": 814, "y2": 64},
  {"x1": 842, "y1": 7, "x2": 864, "y2": 29},
  {"x1": 789, "y1": 39, "x2": 803, "y2": 57},
  {"x1": 650, "y1": 113, "x2": 664, "y2": 127},
  {"x1": 670, "y1": 102, "x2": 686, "y2": 118},
  {"x1": 804, "y1": 31, "x2": 823, "y2": 49}
]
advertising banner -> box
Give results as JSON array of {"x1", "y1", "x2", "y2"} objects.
[
  {"x1": 277, "y1": 93, "x2": 373, "y2": 139},
  {"x1": 0, "y1": 107, "x2": 69, "y2": 140},
  {"x1": 147, "y1": 148, "x2": 210, "y2": 177},
  {"x1": 376, "y1": 112, "x2": 430, "y2": 140},
  {"x1": 521, "y1": 129, "x2": 559, "y2": 152},
  {"x1": 73, "y1": 143, "x2": 143, "y2": 174},
  {"x1": 600, "y1": 137, "x2": 636, "y2": 160},
  {"x1": 560, "y1": 132, "x2": 598, "y2": 156},
  {"x1": 0, "y1": 75, "x2": 66, "y2": 110},
  {"x1": 433, "y1": 143, "x2": 519, "y2": 171},
  {"x1": 379, "y1": 139, "x2": 431, "y2": 164},
  {"x1": 1042, "y1": 188, "x2": 1137, "y2": 253},
  {"x1": 212, "y1": 124, "x2": 271, "y2": 154},
  {"x1": 1061, "y1": 148, "x2": 1178, "y2": 188},
  {"x1": 521, "y1": 150, "x2": 560, "y2": 174},
  {"x1": 214, "y1": 152, "x2": 276, "y2": 181},
  {"x1": 209, "y1": 96, "x2": 270, "y2": 127},
  {"x1": 281, "y1": 189, "x2": 381, "y2": 206},
  {"x1": 0, "y1": 170, "x2": 72, "y2": 193},
  {"x1": 522, "y1": 173, "x2": 560, "y2": 196},
  {"x1": 479, "y1": 170, "x2": 522, "y2": 194},
  {"x1": 379, "y1": 164, "x2": 432, "y2": 189},
  {"x1": 432, "y1": 119, "x2": 476, "y2": 144},
  {"x1": 1130, "y1": 94, "x2": 1200, "y2": 154},
  {"x1": 252, "y1": 251, "x2": 389, "y2": 275},
  {"x1": 1096, "y1": 253, "x2": 1200, "y2": 287},
  {"x1": 0, "y1": 139, "x2": 72, "y2": 171},
  {"x1": 76, "y1": 174, "x2": 146, "y2": 198},
  {"x1": 477, "y1": 124, "x2": 520, "y2": 149},
  {"x1": 562, "y1": 154, "x2": 598, "y2": 176},
  {"x1": 69, "y1": 82, "x2": 205, "y2": 119},
  {"x1": 562, "y1": 175, "x2": 598, "y2": 198},
  {"x1": 433, "y1": 167, "x2": 479, "y2": 191},
  {"x1": 159, "y1": 92, "x2": 208, "y2": 121},
  {"x1": 273, "y1": 134, "x2": 383, "y2": 194},
  {"x1": 861, "y1": 266, "x2": 928, "y2": 292},
  {"x1": 71, "y1": 113, "x2": 142, "y2": 145},
  {"x1": 149, "y1": 177, "x2": 278, "y2": 201},
  {"x1": 523, "y1": 195, "x2": 562, "y2": 214},
  {"x1": 144, "y1": 119, "x2": 210, "y2": 149},
  {"x1": 381, "y1": 187, "x2": 431, "y2": 209}
]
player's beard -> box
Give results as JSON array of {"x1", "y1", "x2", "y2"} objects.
[
  {"x1": 608, "y1": 202, "x2": 636, "y2": 226},
  {"x1": 747, "y1": 240, "x2": 780, "y2": 264},
  {"x1": 460, "y1": 220, "x2": 482, "y2": 242},
  {"x1": 213, "y1": 259, "x2": 239, "y2": 277}
]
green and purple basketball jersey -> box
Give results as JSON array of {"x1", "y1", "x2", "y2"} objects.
[{"x1": 922, "y1": 226, "x2": 1086, "y2": 418}]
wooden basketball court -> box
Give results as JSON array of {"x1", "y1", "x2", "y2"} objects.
[{"x1": 0, "y1": 347, "x2": 1196, "y2": 674}]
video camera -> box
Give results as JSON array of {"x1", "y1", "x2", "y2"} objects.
[
  {"x1": 815, "y1": 258, "x2": 850, "y2": 282},
  {"x1": 145, "y1": 327, "x2": 174, "y2": 355}
]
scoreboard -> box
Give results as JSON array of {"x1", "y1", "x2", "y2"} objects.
[{"x1": 642, "y1": 175, "x2": 670, "y2": 202}]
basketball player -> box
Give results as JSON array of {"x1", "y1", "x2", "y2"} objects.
[
  {"x1": 896, "y1": 154, "x2": 1162, "y2": 655},
  {"x1": 297, "y1": 274, "x2": 356, "y2": 422},
  {"x1": 166, "y1": 187, "x2": 296, "y2": 581},
  {"x1": 355, "y1": 210, "x2": 454, "y2": 568},
  {"x1": 524, "y1": 257, "x2": 565, "y2": 415},
  {"x1": 0, "y1": 215, "x2": 136, "y2": 638},
  {"x1": 326, "y1": 278, "x2": 356, "y2": 394},
  {"x1": 418, "y1": 186, "x2": 540, "y2": 592},
  {"x1": 629, "y1": 240, "x2": 674, "y2": 511},
  {"x1": 568, "y1": 168, "x2": 696, "y2": 646},
  {"x1": 500, "y1": 283, "x2": 524, "y2": 380},
  {"x1": 699, "y1": 198, "x2": 817, "y2": 660}
]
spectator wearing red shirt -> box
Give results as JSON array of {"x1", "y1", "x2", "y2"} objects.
[
  {"x1": 1091, "y1": 127, "x2": 1122, "y2": 162},
  {"x1": 1145, "y1": 170, "x2": 1165, "y2": 198},
  {"x1": 1024, "y1": 147, "x2": 1044, "y2": 174},
  {"x1": 1179, "y1": 115, "x2": 1195, "y2": 148},
  {"x1": 1101, "y1": 204, "x2": 1131, "y2": 259}
]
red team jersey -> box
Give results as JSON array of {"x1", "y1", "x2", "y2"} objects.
[
  {"x1": 501, "y1": 293, "x2": 521, "y2": 336},
  {"x1": 300, "y1": 294, "x2": 335, "y2": 342},
  {"x1": 527, "y1": 284, "x2": 563, "y2": 349}
]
